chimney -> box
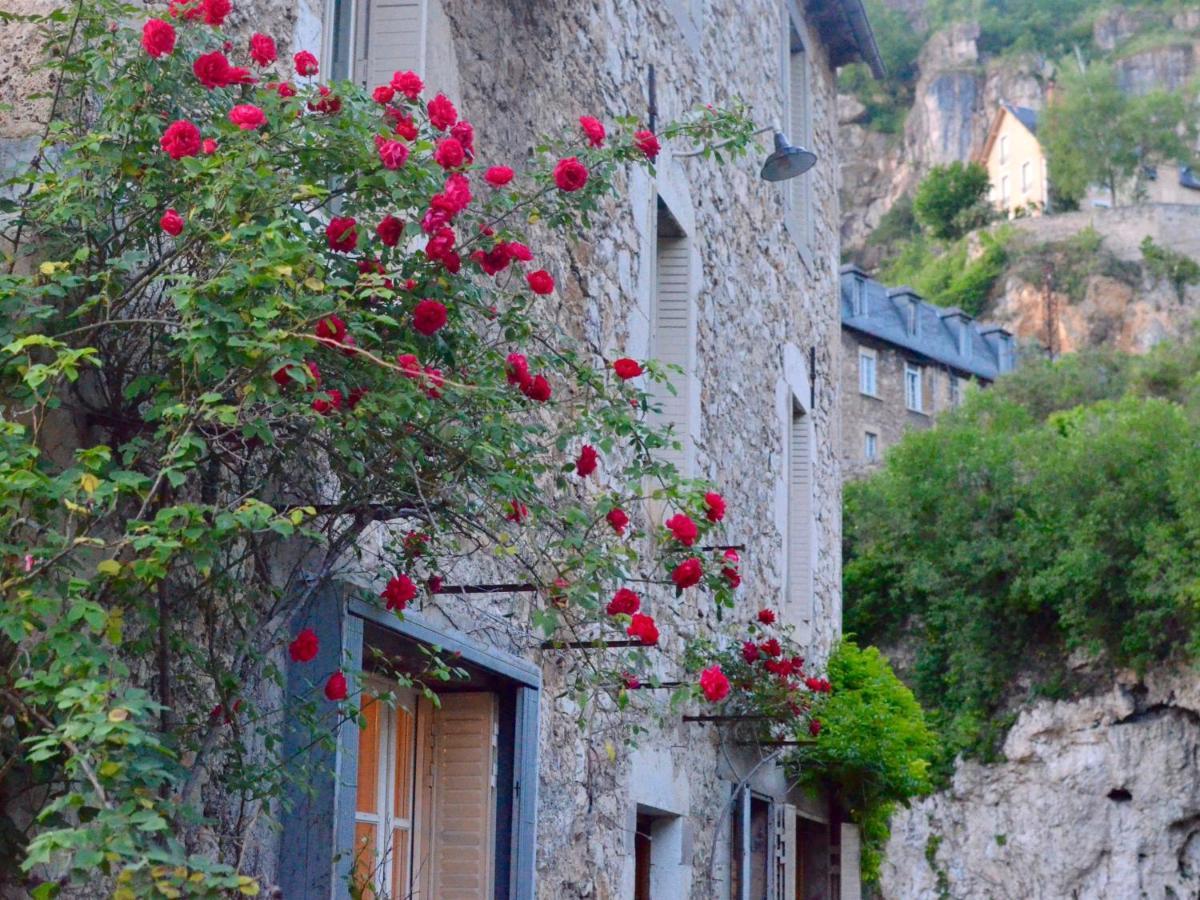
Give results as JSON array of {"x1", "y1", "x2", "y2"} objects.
[
  {"x1": 887, "y1": 286, "x2": 923, "y2": 337},
  {"x1": 981, "y1": 326, "x2": 1015, "y2": 373},
  {"x1": 939, "y1": 307, "x2": 974, "y2": 358}
]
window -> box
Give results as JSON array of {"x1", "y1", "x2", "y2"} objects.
[
  {"x1": 786, "y1": 406, "x2": 813, "y2": 626},
  {"x1": 730, "y1": 791, "x2": 773, "y2": 899},
  {"x1": 905, "y1": 363, "x2": 923, "y2": 412},
  {"x1": 1021, "y1": 160, "x2": 1032, "y2": 192},
  {"x1": 327, "y1": 0, "x2": 458, "y2": 95},
  {"x1": 781, "y1": 5, "x2": 812, "y2": 253},
  {"x1": 851, "y1": 276, "x2": 866, "y2": 317},
  {"x1": 651, "y1": 198, "x2": 692, "y2": 474},
  {"x1": 949, "y1": 374, "x2": 961, "y2": 407},
  {"x1": 1000, "y1": 175, "x2": 1010, "y2": 205},
  {"x1": 858, "y1": 349, "x2": 877, "y2": 396},
  {"x1": 634, "y1": 807, "x2": 684, "y2": 899},
  {"x1": 864, "y1": 431, "x2": 878, "y2": 462},
  {"x1": 999, "y1": 134, "x2": 1008, "y2": 164}
]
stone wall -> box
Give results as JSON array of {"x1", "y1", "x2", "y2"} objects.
[{"x1": 880, "y1": 667, "x2": 1200, "y2": 900}]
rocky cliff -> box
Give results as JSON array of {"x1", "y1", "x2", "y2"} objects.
[{"x1": 880, "y1": 666, "x2": 1200, "y2": 899}]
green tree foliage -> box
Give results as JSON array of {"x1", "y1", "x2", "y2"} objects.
[
  {"x1": 844, "y1": 344, "x2": 1200, "y2": 767},
  {"x1": 837, "y1": 0, "x2": 926, "y2": 134},
  {"x1": 880, "y1": 226, "x2": 1010, "y2": 315},
  {"x1": 1141, "y1": 236, "x2": 1200, "y2": 301},
  {"x1": 1043, "y1": 63, "x2": 1196, "y2": 207},
  {"x1": 913, "y1": 162, "x2": 993, "y2": 240},
  {"x1": 787, "y1": 641, "x2": 937, "y2": 883}
]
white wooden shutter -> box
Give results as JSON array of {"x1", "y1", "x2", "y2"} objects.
[
  {"x1": 426, "y1": 692, "x2": 498, "y2": 899},
  {"x1": 773, "y1": 803, "x2": 797, "y2": 900},
  {"x1": 652, "y1": 233, "x2": 691, "y2": 473},
  {"x1": 785, "y1": 45, "x2": 812, "y2": 244},
  {"x1": 787, "y1": 409, "x2": 813, "y2": 627},
  {"x1": 359, "y1": 0, "x2": 425, "y2": 89},
  {"x1": 840, "y1": 824, "x2": 862, "y2": 900}
]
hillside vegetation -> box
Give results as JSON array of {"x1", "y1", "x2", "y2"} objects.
[{"x1": 844, "y1": 340, "x2": 1200, "y2": 770}]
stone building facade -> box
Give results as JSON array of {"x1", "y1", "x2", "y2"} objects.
[
  {"x1": 0, "y1": 0, "x2": 882, "y2": 897},
  {"x1": 839, "y1": 265, "x2": 1015, "y2": 478}
]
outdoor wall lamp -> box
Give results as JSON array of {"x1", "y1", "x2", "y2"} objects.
[{"x1": 674, "y1": 123, "x2": 818, "y2": 182}]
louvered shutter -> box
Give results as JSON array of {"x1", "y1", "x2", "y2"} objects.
[
  {"x1": 426, "y1": 692, "x2": 498, "y2": 899},
  {"x1": 359, "y1": 0, "x2": 424, "y2": 89},
  {"x1": 652, "y1": 234, "x2": 691, "y2": 473},
  {"x1": 787, "y1": 410, "x2": 813, "y2": 626},
  {"x1": 773, "y1": 804, "x2": 797, "y2": 900},
  {"x1": 785, "y1": 47, "x2": 811, "y2": 244},
  {"x1": 840, "y1": 824, "x2": 862, "y2": 900}
]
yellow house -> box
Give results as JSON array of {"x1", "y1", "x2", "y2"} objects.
[{"x1": 979, "y1": 103, "x2": 1049, "y2": 217}]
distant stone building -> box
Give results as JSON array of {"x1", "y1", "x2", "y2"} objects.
[
  {"x1": 978, "y1": 102, "x2": 1200, "y2": 216},
  {"x1": 839, "y1": 265, "x2": 1016, "y2": 476}
]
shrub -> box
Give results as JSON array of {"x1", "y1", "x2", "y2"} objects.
[
  {"x1": 913, "y1": 162, "x2": 993, "y2": 241},
  {"x1": 1141, "y1": 236, "x2": 1200, "y2": 301}
]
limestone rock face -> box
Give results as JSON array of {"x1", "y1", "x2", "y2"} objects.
[{"x1": 880, "y1": 668, "x2": 1200, "y2": 900}]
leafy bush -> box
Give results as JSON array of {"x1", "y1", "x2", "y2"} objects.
[
  {"x1": 881, "y1": 227, "x2": 1010, "y2": 315},
  {"x1": 913, "y1": 162, "x2": 993, "y2": 241},
  {"x1": 845, "y1": 345, "x2": 1200, "y2": 766},
  {"x1": 1009, "y1": 226, "x2": 1141, "y2": 304},
  {"x1": 1141, "y1": 236, "x2": 1200, "y2": 301},
  {"x1": 786, "y1": 641, "x2": 937, "y2": 883}
]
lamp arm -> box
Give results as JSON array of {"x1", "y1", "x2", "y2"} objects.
[{"x1": 673, "y1": 124, "x2": 776, "y2": 159}]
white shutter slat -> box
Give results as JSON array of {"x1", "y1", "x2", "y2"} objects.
[
  {"x1": 427, "y1": 692, "x2": 497, "y2": 900},
  {"x1": 787, "y1": 411, "x2": 813, "y2": 625},
  {"x1": 840, "y1": 824, "x2": 863, "y2": 900},
  {"x1": 652, "y1": 235, "x2": 691, "y2": 472},
  {"x1": 363, "y1": 0, "x2": 423, "y2": 88}
]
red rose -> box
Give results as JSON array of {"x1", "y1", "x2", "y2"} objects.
[
  {"x1": 397, "y1": 353, "x2": 422, "y2": 379},
  {"x1": 606, "y1": 588, "x2": 640, "y2": 616},
  {"x1": 160, "y1": 120, "x2": 202, "y2": 160},
  {"x1": 376, "y1": 214, "x2": 403, "y2": 247},
  {"x1": 311, "y1": 389, "x2": 343, "y2": 415},
  {"x1": 275, "y1": 82, "x2": 296, "y2": 98},
  {"x1": 346, "y1": 387, "x2": 368, "y2": 409},
  {"x1": 699, "y1": 665, "x2": 730, "y2": 702},
  {"x1": 485, "y1": 166, "x2": 514, "y2": 186},
  {"x1": 553, "y1": 157, "x2": 589, "y2": 192},
  {"x1": 606, "y1": 507, "x2": 629, "y2": 535},
  {"x1": 622, "y1": 673, "x2": 641, "y2": 690},
  {"x1": 505, "y1": 500, "x2": 529, "y2": 523},
  {"x1": 423, "y1": 366, "x2": 444, "y2": 399},
  {"x1": 576, "y1": 444, "x2": 598, "y2": 477},
  {"x1": 324, "y1": 670, "x2": 347, "y2": 701},
  {"x1": 472, "y1": 244, "x2": 512, "y2": 276},
  {"x1": 382, "y1": 574, "x2": 417, "y2": 612},
  {"x1": 526, "y1": 270, "x2": 554, "y2": 295},
  {"x1": 521, "y1": 373, "x2": 551, "y2": 402},
  {"x1": 579, "y1": 115, "x2": 605, "y2": 147},
  {"x1": 202, "y1": 138, "x2": 218, "y2": 154},
  {"x1": 613, "y1": 357, "x2": 643, "y2": 380},
  {"x1": 228, "y1": 104, "x2": 265, "y2": 130},
  {"x1": 249, "y1": 33, "x2": 277, "y2": 66},
  {"x1": 434, "y1": 137, "x2": 465, "y2": 170},
  {"x1": 273, "y1": 360, "x2": 319, "y2": 387},
  {"x1": 722, "y1": 567, "x2": 741, "y2": 588},
  {"x1": 141, "y1": 19, "x2": 176, "y2": 58},
  {"x1": 412, "y1": 299, "x2": 447, "y2": 336},
  {"x1": 665, "y1": 513, "x2": 698, "y2": 547},
  {"x1": 808, "y1": 719, "x2": 822, "y2": 737},
  {"x1": 169, "y1": 0, "x2": 203, "y2": 20},
  {"x1": 391, "y1": 70, "x2": 423, "y2": 99},
  {"x1": 159, "y1": 208, "x2": 184, "y2": 236},
  {"x1": 507, "y1": 242, "x2": 533, "y2": 262},
  {"x1": 372, "y1": 85, "x2": 395, "y2": 104},
  {"x1": 804, "y1": 677, "x2": 832, "y2": 694},
  {"x1": 193, "y1": 51, "x2": 251, "y2": 89},
  {"x1": 505, "y1": 353, "x2": 530, "y2": 386},
  {"x1": 704, "y1": 492, "x2": 726, "y2": 522},
  {"x1": 757, "y1": 608, "x2": 776, "y2": 625},
  {"x1": 450, "y1": 120, "x2": 474, "y2": 156},
  {"x1": 626, "y1": 613, "x2": 659, "y2": 646},
  {"x1": 377, "y1": 138, "x2": 409, "y2": 170},
  {"x1": 634, "y1": 129, "x2": 661, "y2": 160},
  {"x1": 294, "y1": 50, "x2": 319, "y2": 76},
  {"x1": 428, "y1": 575, "x2": 443, "y2": 594},
  {"x1": 315, "y1": 314, "x2": 347, "y2": 347},
  {"x1": 202, "y1": 0, "x2": 230, "y2": 26},
  {"x1": 671, "y1": 557, "x2": 703, "y2": 589},
  {"x1": 741, "y1": 641, "x2": 760, "y2": 663},
  {"x1": 427, "y1": 93, "x2": 457, "y2": 131},
  {"x1": 761, "y1": 638, "x2": 782, "y2": 658},
  {"x1": 288, "y1": 628, "x2": 319, "y2": 662},
  {"x1": 308, "y1": 85, "x2": 341, "y2": 115},
  {"x1": 424, "y1": 226, "x2": 456, "y2": 265},
  {"x1": 326, "y1": 217, "x2": 357, "y2": 253}
]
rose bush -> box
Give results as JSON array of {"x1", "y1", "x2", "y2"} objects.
[{"x1": 0, "y1": 0, "x2": 757, "y2": 893}]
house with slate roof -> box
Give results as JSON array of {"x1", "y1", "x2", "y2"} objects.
[{"x1": 839, "y1": 264, "x2": 1016, "y2": 475}]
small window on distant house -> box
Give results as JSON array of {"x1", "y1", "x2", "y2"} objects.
[
  {"x1": 852, "y1": 276, "x2": 867, "y2": 316},
  {"x1": 782, "y1": 4, "x2": 813, "y2": 253},
  {"x1": 1021, "y1": 160, "x2": 1032, "y2": 192},
  {"x1": 905, "y1": 363, "x2": 923, "y2": 412},
  {"x1": 999, "y1": 134, "x2": 1008, "y2": 165},
  {"x1": 864, "y1": 431, "x2": 878, "y2": 462},
  {"x1": 1001, "y1": 175, "x2": 1010, "y2": 205},
  {"x1": 858, "y1": 349, "x2": 877, "y2": 396}
]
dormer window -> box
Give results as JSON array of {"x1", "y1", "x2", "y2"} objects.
[{"x1": 852, "y1": 276, "x2": 866, "y2": 317}]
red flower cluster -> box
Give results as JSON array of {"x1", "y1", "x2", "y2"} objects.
[
  {"x1": 141, "y1": 19, "x2": 176, "y2": 57},
  {"x1": 193, "y1": 50, "x2": 253, "y2": 89},
  {"x1": 671, "y1": 557, "x2": 703, "y2": 589},
  {"x1": 721, "y1": 548, "x2": 741, "y2": 588},
  {"x1": 228, "y1": 104, "x2": 265, "y2": 130},
  {"x1": 249, "y1": 32, "x2": 276, "y2": 66},
  {"x1": 575, "y1": 444, "x2": 598, "y2": 477},
  {"x1": 634, "y1": 129, "x2": 661, "y2": 160},
  {"x1": 326, "y1": 217, "x2": 358, "y2": 253},
  {"x1": 704, "y1": 492, "x2": 726, "y2": 522},
  {"x1": 699, "y1": 665, "x2": 731, "y2": 702},
  {"x1": 161, "y1": 120, "x2": 202, "y2": 159},
  {"x1": 427, "y1": 93, "x2": 458, "y2": 131},
  {"x1": 605, "y1": 588, "x2": 639, "y2": 616},
  {"x1": 160, "y1": 208, "x2": 184, "y2": 236},
  {"x1": 579, "y1": 115, "x2": 605, "y2": 147},
  {"x1": 553, "y1": 157, "x2": 589, "y2": 192},
  {"x1": 504, "y1": 352, "x2": 552, "y2": 403},
  {"x1": 382, "y1": 574, "x2": 417, "y2": 612},
  {"x1": 804, "y1": 677, "x2": 832, "y2": 694},
  {"x1": 505, "y1": 500, "x2": 529, "y2": 524},
  {"x1": 289, "y1": 627, "x2": 319, "y2": 662},
  {"x1": 606, "y1": 507, "x2": 629, "y2": 535},
  {"x1": 485, "y1": 166, "x2": 514, "y2": 187},
  {"x1": 412, "y1": 299, "x2": 448, "y2": 336},
  {"x1": 294, "y1": 50, "x2": 319, "y2": 76},
  {"x1": 666, "y1": 513, "x2": 698, "y2": 547},
  {"x1": 626, "y1": 613, "x2": 659, "y2": 645}
]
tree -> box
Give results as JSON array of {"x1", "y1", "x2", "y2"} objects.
[
  {"x1": 912, "y1": 161, "x2": 992, "y2": 240},
  {"x1": 1042, "y1": 63, "x2": 1196, "y2": 207}
]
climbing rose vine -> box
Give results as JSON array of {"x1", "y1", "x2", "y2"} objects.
[{"x1": 0, "y1": 0, "x2": 759, "y2": 893}]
